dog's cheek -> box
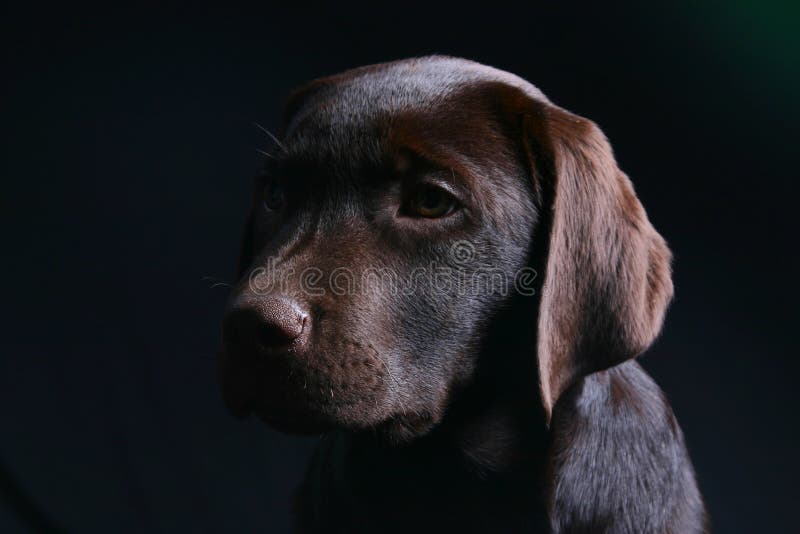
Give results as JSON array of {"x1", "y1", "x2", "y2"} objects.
[{"x1": 385, "y1": 270, "x2": 483, "y2": 401}]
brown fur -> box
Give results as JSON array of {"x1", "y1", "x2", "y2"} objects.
[{"x1": 220, "y1": 56, "x2": 705, "y2": 533}]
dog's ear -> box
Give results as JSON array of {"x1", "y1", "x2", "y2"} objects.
[{"x1": 525, "y1": 104, "x2": 673, "y2": 422}]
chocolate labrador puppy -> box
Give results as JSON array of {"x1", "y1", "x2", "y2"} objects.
[{"x1": 219, "y1": 56, "x2": 707, "y2": 533}]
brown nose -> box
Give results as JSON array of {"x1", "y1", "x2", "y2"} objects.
[{"x1": 223, "y1": 296, "x2": 309, "y2": 356}]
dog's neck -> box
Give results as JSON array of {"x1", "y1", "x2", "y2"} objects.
[
  {"x1": 299, "y1": 300, "x2": 551, "y2": 531},
  {"x1": 309, "y1": 361, "x2": 550, "y2": 531},
  {"x1": 447, "y1": 380, "x2": 548, "y2": 477},
  {"x1": 448, "y1": 294, "x2": 548, "y2": 477}
]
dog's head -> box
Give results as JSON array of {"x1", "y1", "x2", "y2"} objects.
[{"x1": 219, "y1": 57, "x2": 672, "y2": 442}]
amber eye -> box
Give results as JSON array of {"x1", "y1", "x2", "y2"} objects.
[
  {"x1": 263, "y1": 179, "x2": 285, "y2": 211},
  {"x1": 405, "y1": 184, "x2": 458, "y2": 218}
]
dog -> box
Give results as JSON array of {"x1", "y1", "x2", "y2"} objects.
[{"x1": 219, "y1": 56, "x2": 707, "y2": 533}]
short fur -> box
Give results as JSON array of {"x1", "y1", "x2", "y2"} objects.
[{"x1": 219, "y1": 56, "x2": 707, "y2": 533}]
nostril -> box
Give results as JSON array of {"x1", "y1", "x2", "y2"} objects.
[
  {"x1": 254, "y1": 301, "x2": 308, "y2": 352},
  {"x1": 223, "y1": 297, "x2": 309, "y2": 357},
  {"x1": 257, "y1": 318, "x2": 303, "y2": 350}
]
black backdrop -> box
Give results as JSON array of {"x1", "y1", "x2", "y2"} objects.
[{"x1": 3, "y1": 2, "x2": 798, "y2": 532}]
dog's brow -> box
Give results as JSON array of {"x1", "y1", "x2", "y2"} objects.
[{"x1": 388, "y1": 145, "x2": 476, "y2": 198}]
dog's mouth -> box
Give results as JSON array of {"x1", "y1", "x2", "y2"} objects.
[
  {"x1": 220, "y1": 378, "x2": 336, "y2": 434},
  {"x1": 219, "y1": 358, "x2": 447, "y2": 444},
  {"x1": 218, "y1": 346, "x2": 400, "y2": 434}
]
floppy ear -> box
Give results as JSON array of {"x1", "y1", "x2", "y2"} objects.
[{"x1": 527, "y1": 105, "x2": 673, "y2": 421}]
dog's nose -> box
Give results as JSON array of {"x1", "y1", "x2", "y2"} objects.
[
  {"x1": 255, "y1": 298, "x2": 307, "y2": 349},
  {"x1": 223, "y1": 296, "x2": 309, "y2": 356}
]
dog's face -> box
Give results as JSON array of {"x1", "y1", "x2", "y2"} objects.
[{"x1": 219, "y1": 57, "x2": 673, "y2": 443}]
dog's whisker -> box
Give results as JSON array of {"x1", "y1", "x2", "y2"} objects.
[
  {"x1": 256, "y1": 148, "x2": 275, "y2": 159},
  {"x1": 253, "y1": 122, "x2": 286, "y2": 152},
  {"x1": 202, "y1": 276, "x2": 233, "y2": 290},
  {"x1": 209, "y1": 282, "x2": 232, "y2": 289}
]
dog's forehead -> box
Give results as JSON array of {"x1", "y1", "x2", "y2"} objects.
[
  {"x1": 281, "y1": 56, "x2": 549, "y2": 165},
  {"x1": 288, "y1": 57, "x2": 548, "y2": 125}
]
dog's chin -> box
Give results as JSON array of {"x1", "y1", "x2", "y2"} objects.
[
  {"x1": 248, "y1": 397, "x2": 383, "y2": 436},
  {"x1": 371, "y1": 411, "x2": 441, "y2": 444},
  {"x1": 251, "y1": 400, "x2": 442, "y2": 443}
]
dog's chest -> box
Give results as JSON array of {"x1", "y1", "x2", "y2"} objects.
[{"x1": 292, "y1": 434, "x2": 548, "y2": 533}]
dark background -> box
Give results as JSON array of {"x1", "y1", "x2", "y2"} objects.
[{"x1": 2, "y1": 1, "x2": 798, "y2": 532}]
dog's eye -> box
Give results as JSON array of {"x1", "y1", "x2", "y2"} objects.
[
  {"x1": 263, "y1": 179, "x2": 286, "y2": 211},
  {"x1": 405, "y1": 184, "x2": 458, "y2": 218}
]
